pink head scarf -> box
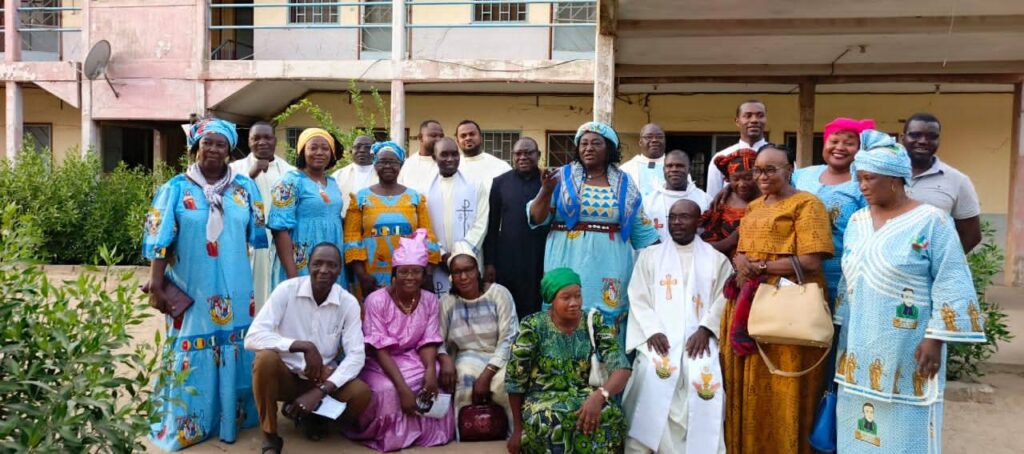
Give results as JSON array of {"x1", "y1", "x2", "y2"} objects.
[
  {"x1": 392, "y1": 228, "x2": 429, "y2": 267},
  {"x1": 824, "y1": 117, "x2": 876, "y2": 141}
]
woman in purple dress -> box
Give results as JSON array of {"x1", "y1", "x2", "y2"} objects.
[{"x1": 345, "y1": 228, "x2": 455, "y2": 451}]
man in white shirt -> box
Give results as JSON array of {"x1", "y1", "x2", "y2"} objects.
[
  {"x1": 705, "y1": 100, "x2": 768, "y2": 196},
  {"x1": 623, "y1": 200, "x2": 730, "y2": 454},
  {"x1": 425, "y1": 137, "x2": 490, "y2": 295},
  {"x1": 230, "y1": 121, "x2": 295, "y2": 309},
  {"x1": 455, "y1": 119, "x2": 512, "y2": 192},
  {"x1": 902, "y1": 112, "x2": 982, "y2": 252},
  {"x1": 398, "y1": 120, "x2": 444, "y2": 194},
  {"x1": 332, "y1": 135, "x2": 377, "y2": 212},
  {"x1": 643, "y1": 149, "x2": 711, "y2": 242},
  {"x1": 620, "y1": 123, "x2": 667, "y2": 196},
  {"x1": 245, "y1": 243, "x2": 370, "y2": 452}
]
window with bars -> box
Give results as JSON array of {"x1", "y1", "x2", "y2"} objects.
[
  {"x1": 285, "y1": 127, "x2": 305, "y2": 150},
  {"x1": 482, "y1": 131, "x2": 521, "y2": 164},
  {"x1": 474, "y1": 2, "x2": 527, "y2": 22},
  {"x1": 25, "y1": 124, "x2": 53, "y2": 152},
  {"x1": 545, "y1": 132, "x2": 576, "y2": 167},
  {"x1": 361, "y1": 4, "x2": 392, "y2": 56},
  {"x1": 20, "y1": 0, "x2": 61, "y2": 54},
  {"x1": 289, "y1": 0, "x2": 339, "y2": 24},
  {"x1": 552, "y1": 2, "x2": 596, "y2": 55}
]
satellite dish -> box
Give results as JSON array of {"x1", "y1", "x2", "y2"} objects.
[{"x1": 83, "y1": 40, "x2": 120, "y2": 98}]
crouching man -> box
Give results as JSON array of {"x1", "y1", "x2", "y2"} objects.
[{"x1": 245, "y1": 242, "x2": 371, "y2": 453}]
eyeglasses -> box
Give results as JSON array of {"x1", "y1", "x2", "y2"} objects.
[
  {"x1": 395, "y1": 268, "x2": 424, "y2": 278},
  {"x1": 375, "y1": 159, "x2": 401, "y2": 167},
  {"x1": 751, "y1": 166, "x2": 782, "y2": 177}
]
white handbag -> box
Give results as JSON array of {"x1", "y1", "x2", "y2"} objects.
[{"x1": 586, "y1": 309, "x2": 608, "y2": 387}]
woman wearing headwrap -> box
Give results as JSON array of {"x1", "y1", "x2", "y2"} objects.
[
  {"x1": 437, "y1": 241, "x2": 519, "y2": 426},
  {"x1": 833, "y1": 131, "x2": 985, "y2": 454},
  {"x1": 506, "y1": 267, "x2": 632, "y2": 453},
  {"x1": 142, "y1": 117, "x2": 267, "y2": 450},
  {"x1": 343, "y1": 141, "x2": 441, "y2": 298},
  {"x1": 527, "y1": 121, "x2": 659, "y2": 344},
  {"x1": 793, "y1": 117, "x2": 873, "y2": 304},
  {"x1": 699, "y1": 147, "x2": 760, "y2": 256},
  {"x1": 720, "y1": 144, "x2": 834, "y2": 454},
  {"x1": 268, "y1": 128, "x2": 346, "y2": 289},
  {"x1": 345, "y1": 229, "x2": 455, "y2": 451}
]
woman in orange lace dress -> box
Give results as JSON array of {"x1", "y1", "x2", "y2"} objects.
[{"x1": 699, "y1": 148, "x2": 759, "y2": 257}]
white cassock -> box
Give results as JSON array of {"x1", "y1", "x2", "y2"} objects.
[
  {"x1": 397, "y1": 153, "x2": 438, "y2": 194},
  {"x1": 229, "y1": 153, "x2": 295, "y2": 310},
  {"x1": 426, "y1": 170, "x2": 490, "y2": 294},
  {"x1": 332, "y1": 163, "x2": 378, "y2": 212},
  {"x1": 623, "y1": 238, "x2": 731, "y2": 454},
  {"x1": 642, "y1": 184, "x2": 711, "y2": 243},
  {"x1": 459, "y1": 152, "x2": 512, "y2": 193},
  {"x1": 620, "y1": 154, "x2": 665, "y2": 197}
]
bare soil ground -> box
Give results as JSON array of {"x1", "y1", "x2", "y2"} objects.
[{"x1": 41, "y1": 266, "x2": 1024, "y2": 453}]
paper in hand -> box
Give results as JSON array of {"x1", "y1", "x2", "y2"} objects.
[
  {"x1": 313, "y1": 395, "x2": 348, "y2": 420},
  {"x1": 422, "y1": 393, "x2": 452, "y2": 419}
]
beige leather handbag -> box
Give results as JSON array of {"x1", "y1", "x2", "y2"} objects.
[{"x1": 748, "y1": 256, "x2": 834, "y2": 377}]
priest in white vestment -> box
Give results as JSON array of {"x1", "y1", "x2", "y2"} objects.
[
  {"x1": 425, "y1": 137, "x2": 490, "y2": 295},
  {"x1": 620, "y1": 123, "x2": 667, "y2": 197},
  {"x1": 398, "y1": 120, "x2": 443, "y2": 194},
  {"x1": 229, "y1": 122, "x2": 296, "y2": 310},
  {"x1": 332, "y1": 135, "x2": 378, "y2": 212},
  {"x1": 454, "y1": 120, "x2": 511, "y2": 192},
  {"x1": 623, "y1": 199, "x2": 731, "y2": 454},
  {"x1": 642, "y1": 150, "x2": 710, "y2": 242}
]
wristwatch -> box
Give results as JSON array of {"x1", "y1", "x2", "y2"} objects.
[
  {"x1": 597, "y1": 386, "x2": 610, "y2": 401},
  {"x1": 318, "y1": 383, "x2": 330, "y2": 396},
  {"x1": 757, "y1": 261, "x2": 768, "y2": 273}
]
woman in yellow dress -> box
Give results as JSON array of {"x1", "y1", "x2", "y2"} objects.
[{"x1": 720, "y1": 144, "x2": 835, "y2": 454}]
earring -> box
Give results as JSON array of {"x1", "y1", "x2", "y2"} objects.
[{"x1": 890, "y1": 182, "x2": 897, "y2": 193}]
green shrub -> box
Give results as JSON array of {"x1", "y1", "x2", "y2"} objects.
[
  {"x1": 0, "y1": 204, "x2": 177, "y2": 452},
  {"x1": 946, "y1": 221, "x2": 1015, "y2": 381}
]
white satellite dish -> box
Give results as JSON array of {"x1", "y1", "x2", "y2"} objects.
[{"x1": 83, "y1": 40, "x2": 120, "y2": 98}]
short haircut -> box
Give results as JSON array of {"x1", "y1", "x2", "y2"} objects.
[
  {"x1": 419, "y1": 119, "x2": 442, "y2": 132},
  {"x1": 310, "y1": 242, "x2": 342, "y2": 262},
  {"x1": 249, "y1": 120, "x2": 275, "y2": 134},
  {"x1": 455, "y1": 120, "x2": 481, "y2": 135},
  {"x1": 903, "y1": 112, "x2": 941, "y2": 133},
  {"x1": 757, "y1": 143, "x2": 795, "y2": 165},
  {"x1": 736, "y1": 99, "x2": 767, "y2": 117},
  {"x1": 863, "y1": 402, "x2": 875, "y2": 410},
  {"x1": 664, "y1": 148, "x2": 690, "y2": 163},
  {"x1": 514, "y1": 136, "x2": 539, "y2": 150},
  {"x1": 432, "y1": 137, "x2": 459, "y2": 157}
]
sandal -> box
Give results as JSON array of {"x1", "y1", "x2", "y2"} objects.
[
  {"x1": 301, "y1": 415, "x2": 328, "y2": 442},
  {"x1": 261, "y1": 436, "x2": 283, "y2": 454}
]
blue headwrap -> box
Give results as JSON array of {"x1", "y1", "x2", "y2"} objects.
[
  {"x1": 852, "y1": 129, "x2": 912, "y2": 183},
  {"x1": 574, "y1": 121, "x2": 620, "y2": 149},
  {"x1": 372, "y1": 141, "x2": 406, "y2": 164},
  {"x1": 187, "y1": 117, "x2": 238, "y2": 150}
]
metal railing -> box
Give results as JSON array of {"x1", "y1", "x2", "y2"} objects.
[{"x1": 16, "y1": 4, "x2": 82, "y2": 33}]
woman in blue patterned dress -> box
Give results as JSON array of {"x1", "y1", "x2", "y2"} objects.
[
  {"x1": 527, "y1": 122, "x2": 659, "y2": 343},
  {"x1": 792, "y1": 117, "x2": 873, "y2": 304},
  {"x1": 833, "y1": 131, "x2": 986, "y2": 453},
  {"x1": 268, "y1": 128, "x2": 346, "y2": 289},
  {"x1": 143, "y1": 118, "x2": 268, "y2": 451}
]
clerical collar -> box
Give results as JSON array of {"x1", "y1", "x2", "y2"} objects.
[
  {"x1": 674, "y1": 240, "x2": 695, "y2": 252},
  {"x1": 515, "y1": 169, "x2": 540, "y2": 180}
]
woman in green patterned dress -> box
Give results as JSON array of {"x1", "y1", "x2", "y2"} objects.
[{"x1": 506, "y1": 268, "x2": 632, "y2": 453}]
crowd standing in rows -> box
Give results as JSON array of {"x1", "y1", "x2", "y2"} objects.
[{"x1": 143, "y1": 101, "x2": 987, "y2": 453}]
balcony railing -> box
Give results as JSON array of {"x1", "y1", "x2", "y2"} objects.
[{"x1": 0, "y1": 2, "x2": 84, "y2": 61}]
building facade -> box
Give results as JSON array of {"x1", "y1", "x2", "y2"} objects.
[{"x1": 1, "y1": 0, "x2": 1023, "y2": 284}]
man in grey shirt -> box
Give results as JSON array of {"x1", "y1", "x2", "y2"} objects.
[{"x1": 902, "y1": 112, "x2": 982, "y2": 252}]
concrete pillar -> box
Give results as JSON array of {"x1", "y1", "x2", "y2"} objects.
[
  {"x1": 1006, "y1": 82, "x2": 1024, "y2": 287},
  {"x1": 80, "y1": 0, "x2": 99, "y2": 155},
  {"x1": 797, "y1": 80, "x2": 816, "y2": 167},
  {"x1": 389, "y1": 0, "x2": 407, "y2": 146},
  {"x1": 5, "y1": 0, "x2": 22, "y2": 159},
  {"x1": 592, "y1": 33, "x2": 615, "y2": 125}
]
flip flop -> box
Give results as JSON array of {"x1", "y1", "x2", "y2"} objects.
[{"x1": 261, "y1": 436, "x2": 283, "y2": 454}]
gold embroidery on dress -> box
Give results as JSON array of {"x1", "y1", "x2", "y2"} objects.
[
  {"x1": 892, "y1": 367, "x2": 902, "y2": 394},
  {"x1": 869, "y1": 358, "x2": 884, "y2": 392},
  {"x1": 941, "y1": 304, "x2": 958, "y2": 332},
  {"x1": 912, "y1": 370, "x2": 926, "y2": 397},
  {"x1": 837, "y1": 351, "x2": 848, "y2": 379},
  {"x1": 968, "y1": 302, "x2": 982, "y2": 332},
  {"x1": 845, "y1": 353, "x2": 858, "y2": 384}
]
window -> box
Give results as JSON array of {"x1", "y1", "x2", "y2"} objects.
[
  {"x1": 552, "y1": 2, "x2": 595, "y2": 57},
  {"x1": 482, "y1": 131, "x2": 521, "y2": 164},
  {"x1": 545, "y1": 132, "x2": 576, "y2": 167},
  {"x1": 474, "y1": 1, "x2": 527, "y2": 22},
  {"x1": 285, "y1": 127, "x2": 304, "y2": 150},
  {"x1": 361, "y1": 3, "x2": 392, "y2": 58},
  {"x1": 24, "y1": 124, "x2": 53, "y2": 152},
  {"x1": 289, "y1": 0, "x2": 339, "y2": 24},
  {"x1": 20, "y1": 0, "x2": 61, "y2": 55}
]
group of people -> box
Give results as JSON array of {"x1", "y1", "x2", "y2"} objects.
[{"x1": 143, "y1": 100, "x2": 987, "y2": 454}]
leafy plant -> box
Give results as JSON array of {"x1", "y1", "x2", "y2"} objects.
[
  {"x1": 0, "y1": 204, "x2": 178, "y2": 452},
  {"x1": 946, "y1": 221, "x2": 1015, "y2": 381},
  {"x1": 273, "y1": 80, "x2": 390, "y2": 167}
]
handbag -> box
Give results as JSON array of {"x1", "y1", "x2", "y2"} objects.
[
  {"x1": 144, "y1": 278, "x2": 194, "y2": 319},
  {"x1": 747, "y1": 256, "x2": 834, "y2": 377},
  {"x1": 458, "y1": 403, "x2": 509, "y2": 442},
  {"x1": 808, "y1": 383, "x2": 838, "y2": 453},
  {"x1": 586, "y1": 309, "x2": 608, "y2": 387}
]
